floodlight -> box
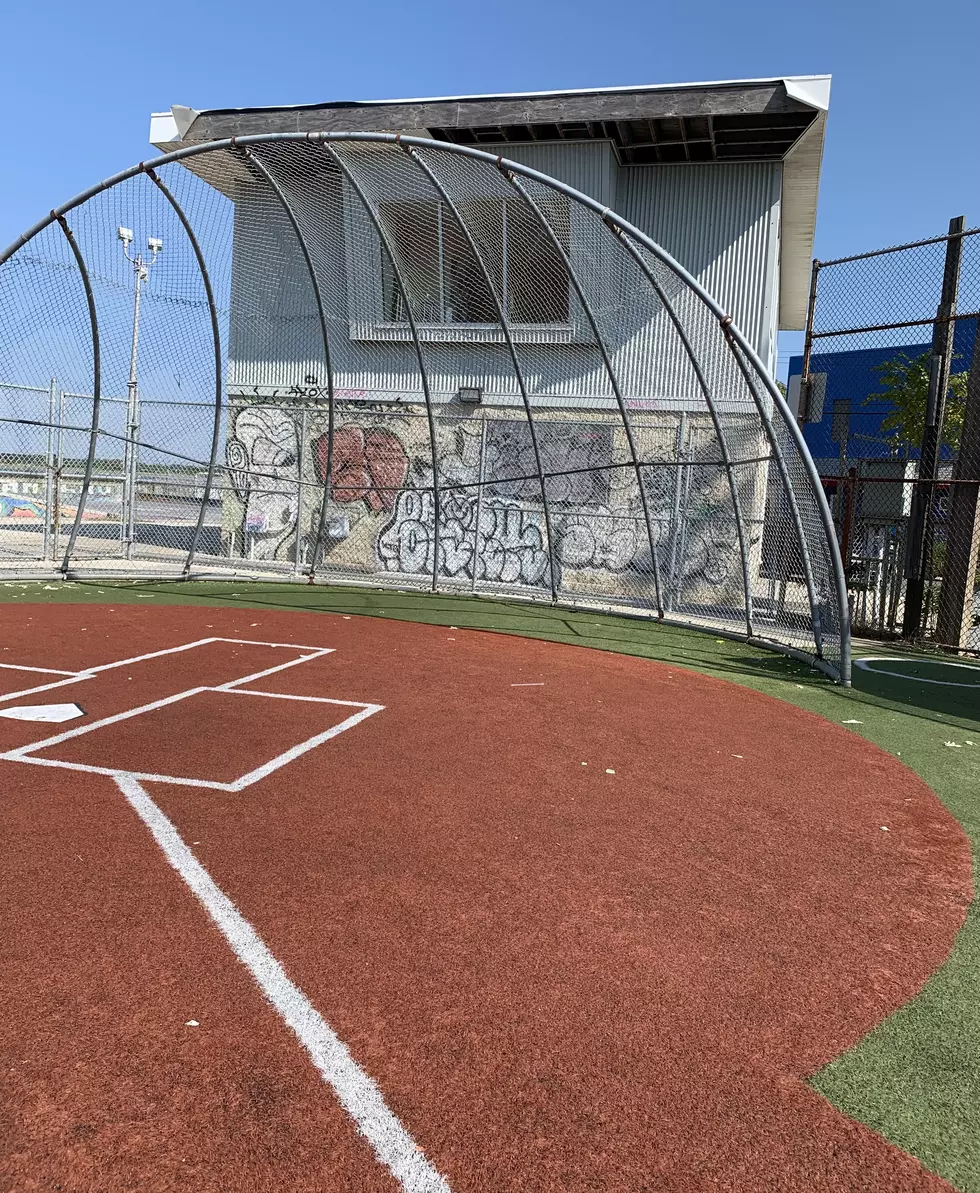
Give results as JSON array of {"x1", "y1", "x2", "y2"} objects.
[
  {"x1": 458, "y1": 386, "x2": 483, "y2": 404},
  {"x1": 147, "y1": 236, "x2": 163, "y2": 254},
  {"x1": 117, "y1": 226, "x2": 134, "y2": 246}
]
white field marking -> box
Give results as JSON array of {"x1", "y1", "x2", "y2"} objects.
[
  {"x1": 855, "y1": 656, "x2": 980, "y2": 688},
  {"x1": 1, "y1": 687, "x2": 209, "y2": 761},
  {"x1": 1, "y1": 689, "x2": 384, "y2": 792},
  {"x1": 213, "y1": 651, "x2": 333, "y2": 691},
  {"x1": 226, "y1": 689, "x2": 369, "y2": 705},
  {"x1": 0, "y1": 663, "x2": 81, "y2": 676},
  {"x1": 510, "y1": 682, "x2": 545, "y2": 687},
  {"x1": 226, "y1": 702, "x2": 383, "y2": 791},
  {"x1": 113, "y1": 773, "x2": 451, "y2": 1193},
  {"x1": 0, "y1": 637, "x2": 331, "y2": 706}
]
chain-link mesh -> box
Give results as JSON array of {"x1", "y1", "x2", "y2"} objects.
[
  {"x1": 801, "y1": 225, "x2": 980, "y2": 656},
  {"x1": 0, "y1": 135, "x2": 847, "y2": 679}
]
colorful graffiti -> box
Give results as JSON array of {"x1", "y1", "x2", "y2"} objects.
[
  {"x1": 312, "y1": 426, "x2": 408, "y2": 514},
  {"x1": 223, "y1": 403, "x2": 758, "y2": 604}
]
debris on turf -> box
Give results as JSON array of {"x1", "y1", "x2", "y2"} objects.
[{"x1": 185, "y1": 1020, "x2": 200, "y2": 1027}]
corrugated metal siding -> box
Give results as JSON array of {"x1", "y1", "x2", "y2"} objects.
[
  {"x1": 229, "y1": 148, "x2": 781, "y2": 402},
  {"x1": 492, "y1": 141, "x2": 618, "y2": 208},
  {"x1": 617, "y1": 162, "x2": 782, "y2": 356}
]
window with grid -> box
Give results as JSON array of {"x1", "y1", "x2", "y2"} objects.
[{"x1": 378, "y1": 198, "x2": 570, "y2": 326}]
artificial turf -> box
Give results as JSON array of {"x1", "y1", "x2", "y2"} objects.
[{"x1": 3, "y1": 577, "x2": 978, "y2": 1191}]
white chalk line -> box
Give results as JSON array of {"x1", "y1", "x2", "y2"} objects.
[
  {"x1": 0, "y1": 637, "x2": 332, "y2": 706},
  {"x1": 114, "y1": 774, "x2": 451, "y2": 1193},
  {"x1": 1, "y1": 687, "x2": 382, "y2": 792},
  {"x1": 855, "y1": 656, "x2": 980, "y2": 688},
  {"x1": 0, "y1": 662, "x2": 82, "y2": 676}
]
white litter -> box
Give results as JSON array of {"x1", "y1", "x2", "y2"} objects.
[
  {"x1": 945, "y1": 741, "x2": 962, "y2": 748},
  {"x1": 605, "y1": 768, "x2": 615, "y2": 775},
  {"x1": 842, "y1": 719, "x2": 863, "y2": 724},
  {"x1": 185, "y1": 1020, "x2": 200, "y2": 1027},
  {"x1": 0, "y1": 702, "x2": 85, "y2": 723},
  {"x1": 732, "y1": 754, "x2": 744, "y2": 759},
  {"x1": 880, "y1": 826, "x2": 889, "y2": 832}
]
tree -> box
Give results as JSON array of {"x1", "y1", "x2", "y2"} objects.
[{"x1": 865, "y1": 351, "x2": 970, "y2": 456}]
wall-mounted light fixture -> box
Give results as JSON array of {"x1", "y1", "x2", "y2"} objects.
[{"x1": 458, "y1": 386, "x2": 483, "y2": 405}]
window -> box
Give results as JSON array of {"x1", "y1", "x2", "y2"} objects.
[{"x1": 378, "y1": 198, "x2": 570, "y2": 326}]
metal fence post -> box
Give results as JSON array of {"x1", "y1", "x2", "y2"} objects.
[
  {"x1": 799, "y1": 259, "x2": 821, "y2": 423},
  {"x1": 43, "y1": 377, "x2": 56, "y2": 562},
  {"x1": 902, "y1": 216, "x2": 965, "y2": 638},
  {"x1": 936, "y1": 317, "x2": 980, "y2": 648}
]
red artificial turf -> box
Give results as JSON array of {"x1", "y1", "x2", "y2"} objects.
[{"x1": 0, "y1": 603, "x2": 971, "y2": 1192}]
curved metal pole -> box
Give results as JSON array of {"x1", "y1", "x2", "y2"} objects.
[
  {"x1": 55, "y1": 215, "x2": 101, "y2": 575},
  {"x1": 599, "y1": 220, "x2": 755, "y2": 636},
  {"x1": 721, "y1": 327, "x2": 825, "y2": 657},
  {"x1": 0, "y1": 129, "x2": 847, "y2": 679},
  {"x1": 144, "y1": 167, "x2": 223, "y2": 574},
  {"x1": 236, "y1": 145, "x2": 336, "y2": 578},
  {"x1": 405, "y1": 146, "x2": 559, "y2": 601},
  {"x1": 320, "y1": 143, "x2": 442, "y2": 591},
  {"x1": 501, "y1": 169, "x2": 665, "y2": 618}
]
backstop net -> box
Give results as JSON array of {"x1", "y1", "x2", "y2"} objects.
[{"x1": 0, "y1": 135, "x2": 849, "y2": 681}]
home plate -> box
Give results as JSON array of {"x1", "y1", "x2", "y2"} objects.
[{"x1": 0, "y1": 703, "x2": 86, "y2": 723}]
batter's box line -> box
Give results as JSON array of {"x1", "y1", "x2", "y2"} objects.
[
  {"x1": 0, "y1": 637, "x2": 336, "y2": 706},
  {"x1": 0, "y1": 685, "x2": 384, "y2": 792}
]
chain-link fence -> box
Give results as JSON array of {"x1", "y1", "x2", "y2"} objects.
[
  {"x1": 0, "y1": 134, "x2": 849, "y2": 680},
  {"x1": 798, "y1": 221, "x2": 980, "y2": 655}
]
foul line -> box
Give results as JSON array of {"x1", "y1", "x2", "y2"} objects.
[
  {"x1": 855, "y1": 656, "x2": 980, "y2": 688},
  {"x1": 114, "y1": 773, "x2": 451, "y2": 1193}
]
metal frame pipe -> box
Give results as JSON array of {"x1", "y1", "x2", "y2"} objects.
[
  {"x1": 144, "y1": 166, "x2": 224, "y2": 574},
  {"x1": 721, "y1": 329, "x2": 826, "y2": 656},
  {"x1": 237, "y1": 146, "x2": 337, "y2": 578},
  {"x1": 405, "y1": 145, "x2": 558, "y2": 602},
  {"x1": 0, "y1": 129, "x2": 849, "y2": 679},
  {"x1": 320, "y1": 142, "x2": 442, "y2": 591},
  {"x1": 502, "y1": 170, "x2": 665, "y2": 618},
  {"x1": 54, "y1": 215, "x2": 101, "y2": 575},
  {"x1": 601, "y1": 220, "x2": 752, "y2": 633}
]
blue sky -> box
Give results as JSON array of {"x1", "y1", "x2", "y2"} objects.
[{"x1": 2, "y1": 0, "x2": 977, "y2": 377}]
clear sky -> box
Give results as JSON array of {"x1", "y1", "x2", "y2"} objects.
[{"x1": 2, "y1": 0, "x2": 977, "y2": 376}]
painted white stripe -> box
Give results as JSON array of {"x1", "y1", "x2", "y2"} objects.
[
  {"x1": 215, "y1": 651, "x2": 332, "y2": 691},
  {"x1": 223, "y1": 689, "x2": 368, "y2": 705},
  {"x1": 2, "y1": 688, "x2": 383, "y2": 792},
  {"x1": 0, "y1": 674, "x2": 92, "y2": 705},
  {"x1": 0, "y1": 755, "x2": 246, "y2": 790},
  {"x1": 0, "y1": 639, "x2": 333, "y2": 706},
  {"x1": 114, "y1": 774, "x2": 451, "y2": 1193},
  {"x1": 0, "y1": 663, "x2": 81, "y2": 676},
  {"x1": 228, "y1": 704, "x2": 384, "y2": 791},
  {"x1": 855, "y1": 656, "x2": 980, "y2": 688},
  {"x1": 1, "y1": 688, "x2": 208, "y2": 761}
]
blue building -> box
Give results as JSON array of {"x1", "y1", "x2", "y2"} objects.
[{"x1": 788, "y1": 317, "x2": 977, "y2": 474}]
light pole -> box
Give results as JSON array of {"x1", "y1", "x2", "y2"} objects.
[{"x1": 117, "y1": 226, "x2": 162, "y2": 558}]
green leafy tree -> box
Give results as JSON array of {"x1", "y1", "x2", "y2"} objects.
[{"x1": 865, "y1": 351, "x2": 970, "y2": 456}]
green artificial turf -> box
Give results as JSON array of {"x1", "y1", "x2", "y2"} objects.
[{"x1": 3, "y1": 577, "x2": 979, "y2": 1190}]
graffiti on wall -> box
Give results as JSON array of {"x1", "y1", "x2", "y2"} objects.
[
  {"x1": 224, "y1": 403, "x2": 758, "y2": 603},
  {"x1": 226, "y1": 406, "x2": 300, "y2": 560}
]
